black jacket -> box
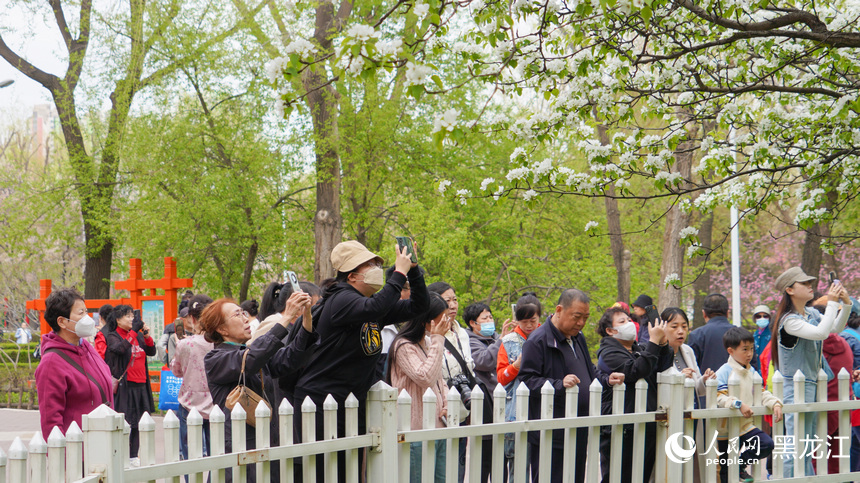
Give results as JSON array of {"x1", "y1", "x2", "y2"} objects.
[
  {"x1": 687, "y1": 315, "x2": 733, "y2": 373},
  {"x1": 105, "y1": 329, "x2": 157, "y2": 421},
  {"x1": 596, "y1": 337, "x2": 671, "y2": 417},
  {"x1": 520, "y1": 317, "x2": 611, "y2": 446},
  {"x1": 204, "y1": 323, "x2": 318, "y2": 483},
  {"x1": 294, "y1": 266, "x2": 429, "y2": 406}
]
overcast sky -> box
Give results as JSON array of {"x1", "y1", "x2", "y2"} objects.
[{"x1": 0, "y1": 5, "x2": 71, "y2": 120}]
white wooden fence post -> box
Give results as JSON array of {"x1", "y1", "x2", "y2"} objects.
[
  {"x1": 793, "y1": 370, "x2": 806, "y2": 477},
  {"x1": 608, "y1": 380, "x2": 625, "y2": 483},
  {"x1": 0, "y1": 445, "x2": 6, "y2": 483},
  {"x1": 816, "y1": 368, "x2": 828, "y2": 475},
  {"x1": 46, "y1": 427, "x2": 66, "y2": 483},
  {"x1": 209, "y1": 405, "x2": 226, "y2": 483},
  {"x1": 322, "y1": 394, "x2": 339, "y2": 482},
  {"x1": 122, "y1": 421, "x2": 130, "y2": 468},
  {"x1": 82, "y1": 404, "x2": 126, "y2": 482},
  {"x1": 682, "y1": 377, "x2": 695, "y2": 482},
  {"x1": 397, "y1": 389, "x2": 413, "y2": 483},
  {"x1": 278, "y1": 398, "x2": 294, "y2": 483},
  {"x1": 727, "y1": 370, "x2": 741, "y2": 483},
  {"x1": 468, "y1": 384, "x2": 484, "y2": 483},
  {"x1": 771, "y1": 370, "x2": 785, "y2": 479},
  {"x1": 65, "y1": 422, "x2": 83, "y2": 483},
  {"x1": 163, "y1": 410, "x2": 181, "y2": 483},
  {"x1": 538, "y1": 381, "x2": 554, "y2": 483},
  {"x1": 365, "y1": 381, "x2": 398, "y2": 483},
  {"x1": 838, "y1": 368, "x2": 851, "y2": 474},
  {"x1": 514, "y1": 382, "x2": 530, "y2": 483},
  {"x1": 344, "y1": 393, "x2": 360, "y2": 483},
  {"x1": 254, "y1": 400, "x2": 272, "y2": 483},
  {"x1": 300, "y1": 396, "x2": 317, "y2": 483},
  {"x1": 231, "y1": 404, "x2": 248, "y2": 483},
  {"x1": 186, "y1": 407, "x2": 205, "y2": 482},
  {"x1": 445, "y1": 387, "x2": 461, "y2": 483},
  {"x1": 587, "y1": 378, "x2": 602, "y2": 483},
  {"x1": 703, "y1": 377, "x2": 719, "y2": 483},
  {"x1": 29, "y1": 431, "x2": 47, "y2": 483},
  {"x1": 563, "y1": 385, "x2": 579, "y2": 483},
  {"x1": 634, "y1": 379, "x2": 650, "y2": 482},
  {"x1": 138, "y1": 413, "x2": 156, "y2": 483},
  {"x1": 421, "y1": 387, "x2": 438, "y2": 483},
  {"x1": 7, "y1": 437, "x2": 27, "y2": 483},
  {"x1": 491, "y1": 383, "x2": 506, "y2": 482}
]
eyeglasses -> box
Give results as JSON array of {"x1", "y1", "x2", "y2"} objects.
[{"x1": 230, "y1": 310, "x2": 250, "y2": 320}]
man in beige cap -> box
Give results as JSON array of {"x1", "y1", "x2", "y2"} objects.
[
  {"x1": 752, "y1": 304, "x2": 771, "y2": 372},
  {"x1": 292, "y1": 240, "x2": 428, "y2": 480}
]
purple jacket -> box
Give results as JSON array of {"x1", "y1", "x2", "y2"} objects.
[{"x1": 35, "y1": 332, "x2": 114, "y2": 436}]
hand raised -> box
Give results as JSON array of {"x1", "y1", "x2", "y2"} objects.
[
  {"x1": 394, "y1": 245, "x2": 413, "y2": 274},
  {"x1": 648, "y1": 319, "x2": 668, "y2": 345}
]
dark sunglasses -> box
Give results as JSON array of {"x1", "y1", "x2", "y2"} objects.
[{"x1": 753, "y1": 314, "x2": 769, "y2": 320}]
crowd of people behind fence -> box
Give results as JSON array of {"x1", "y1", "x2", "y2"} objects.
[{"x1": 30, "y1": 239, "x2": 860, "y2": 483}]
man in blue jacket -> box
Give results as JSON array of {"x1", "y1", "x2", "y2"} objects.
[
  {"x1": 520, "y1": 288, "x2": 625, "y2": 483},
  {"x1": 688, "y1": 293, "x2": 733, "y2": 373}
]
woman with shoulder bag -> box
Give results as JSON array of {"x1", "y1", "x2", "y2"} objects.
[
  {"x1": 35, "y1": 288, "x2": 113, "y2": 437},
  {"x1": 105, "y1": 304, "x2": 156, "y2": 467},
  {"x1": 203, "y1": 292, "x2": 318, "y2": 483}
]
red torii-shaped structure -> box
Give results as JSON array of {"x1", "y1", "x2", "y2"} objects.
[{"x1": 26, "y1": 257, "x2": 193, "y2": 335}]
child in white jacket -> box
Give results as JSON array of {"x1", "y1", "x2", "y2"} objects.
[{"x1": 715, "y1": 327, "x2": 783, "y2": 483}]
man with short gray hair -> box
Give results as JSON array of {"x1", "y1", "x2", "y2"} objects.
[
  {"x1": 520, "y1": 288, "x2": 625, "y2": 483},
  {"x1": 688, "y1": 293, "x2": 732, "y2": 373}
]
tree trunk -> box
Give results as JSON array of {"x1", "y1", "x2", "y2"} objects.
[
  {"x1": 657, "y1": 120, "x2": 697, "y2": 311},
  {"x1": 596, "y1": 123, "x2": 630, "y2": 303},
  {"x1": 239, "y1": 240, "x2": 258, "y2": 302},
  {"x1": 691, "y1": 211, "x2": 714, "y2": 330},
  {"x1": 304, "y1": 0, "x2": 350, "y2": 283}
]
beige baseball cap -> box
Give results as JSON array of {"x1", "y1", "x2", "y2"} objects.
[
  {"x1": 331, "y1": 240, "x2": 384, "y2": 273},
  {"x1": 774, "y1": 267, "x2": 816, "y2": 294}
]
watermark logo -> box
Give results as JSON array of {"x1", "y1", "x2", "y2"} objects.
[{"x1": 665, "y1": 432, "x2": 697, "y2": 464}]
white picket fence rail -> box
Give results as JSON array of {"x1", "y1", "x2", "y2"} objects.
[{"x1": 3, "y1": 367, "x2": 860, "y2": 482}]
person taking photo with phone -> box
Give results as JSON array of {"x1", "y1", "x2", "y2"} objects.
[
  {"x1": 105, "y1": 304, "x2": 156, "y2": 467},
  {"x1": 292, "y1": 240, "x2": 429, "y2": 481},
  {"x1": 770, "y1": 267, "x2": 852, "y2": 476}
]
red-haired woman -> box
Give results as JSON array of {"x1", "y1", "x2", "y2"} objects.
[{"x1": 202, "y1": 292, "x2": 317, "y2": 482}]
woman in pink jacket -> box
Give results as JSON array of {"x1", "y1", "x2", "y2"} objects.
[
  {"x1": 35, "y1": 288, "x2": 113, "y2": 437},
  {"x1": 388, "y1": 292, "x2": 450, "y2": 483}
]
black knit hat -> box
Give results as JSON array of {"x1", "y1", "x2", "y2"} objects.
[{"x1": 632, "y1": 294, "x2": 653, "y2": 308}]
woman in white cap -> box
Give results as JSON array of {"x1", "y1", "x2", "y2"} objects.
[
  {"x1": 770, "y1": 266, "x2": 850, "y2": 476},
  {"x1": 751, "y1": 304, "x2": 771, "y2": 372}
]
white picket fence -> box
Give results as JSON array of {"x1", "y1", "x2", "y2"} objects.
[{"x1": 3, "y1": 368, "x2": 860, "y2": 483}]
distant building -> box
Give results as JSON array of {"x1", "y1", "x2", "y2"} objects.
[{"x1": 30, "y1": 104, "x2": 59, "y2": 161}]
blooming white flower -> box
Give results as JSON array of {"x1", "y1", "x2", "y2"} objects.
[
  {"x1": 678, "y1": 226, "x2": 699, "y2": 240},
  {"x1": 265, "y1": 57, "x2": 287, "y2": 83},
  {"x1": 456, "y1": 189, "x2": 471, "y2": 205},
  {"x1": 345, "y1": 24, "x2": 380, "y2": 42},
  {"x1": 377, "y1": 39, "x2": 403, "y2": 57},
  {"x1": 493, "y1": 185, "x2": 504, "y2": 201},
  {"x1": 510, "y1": 147, "x2": 526, "y2": 162},
  {"x1": 664, "y1": 273, "x2": 681, "y2": 287},
  {"x1": 506, "y1": 167, "x2": 530, "y2": 181},
  {"x1": 432, "y1": 108, "x2": 459, "y2": 133},
  {"x1": 522, "y1": 189, "x2": 538, "y2": 201},
  {"x1": 284, "y1": 38, "x2": 317, "y2": 58},
  {"x1": 413, "y1": 1, "x2": 430, "y2": 18},
  {"x1": 438, "y1": 180, "x2": 452, "y2": 194},
  {"x1": 480, "y1": 178, "x2": 495, "y2": 191},
  {"x1": 405, "y1": 62, "x2": 433, "y2": 87},
  {"x1": 584, "y1": 221, "x2": 599, "y2": 232},
  {"x1": 686, "y1": 243, "x2": 702, "y2": 259}
]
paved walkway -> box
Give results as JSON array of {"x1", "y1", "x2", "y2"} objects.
[{"x1": 0, "y1": 408, "x2": 166, "y2": 464}]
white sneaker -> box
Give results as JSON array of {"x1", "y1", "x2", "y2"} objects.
[{"x1": 130, "y1": 457, "x2": 140, "y2": 467}]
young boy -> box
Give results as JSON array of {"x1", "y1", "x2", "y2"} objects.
[{"x1": 715, "y1": 326, "x2": 784, "y2": 483}]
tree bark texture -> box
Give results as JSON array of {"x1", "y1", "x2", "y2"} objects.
[
  {"x1": 658, "y1": 119, "x2": 697, "y2": 311},
  {"x1": 691, "y1": 211, "x2": 714, "y2": 330},
  {"x1": 596, "y1": 123, "x2": 630, "y2": 303}
]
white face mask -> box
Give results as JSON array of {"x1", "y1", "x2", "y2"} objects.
[
  {"x1": 359, "y1": 266, "x2": 385, "y2": 292},
  {"x1": 70, "y1": 314, "x2": 97, "y2": 338},
  {"x1": 613, "y1": 321, "x2": 637, "y2": 341}
]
